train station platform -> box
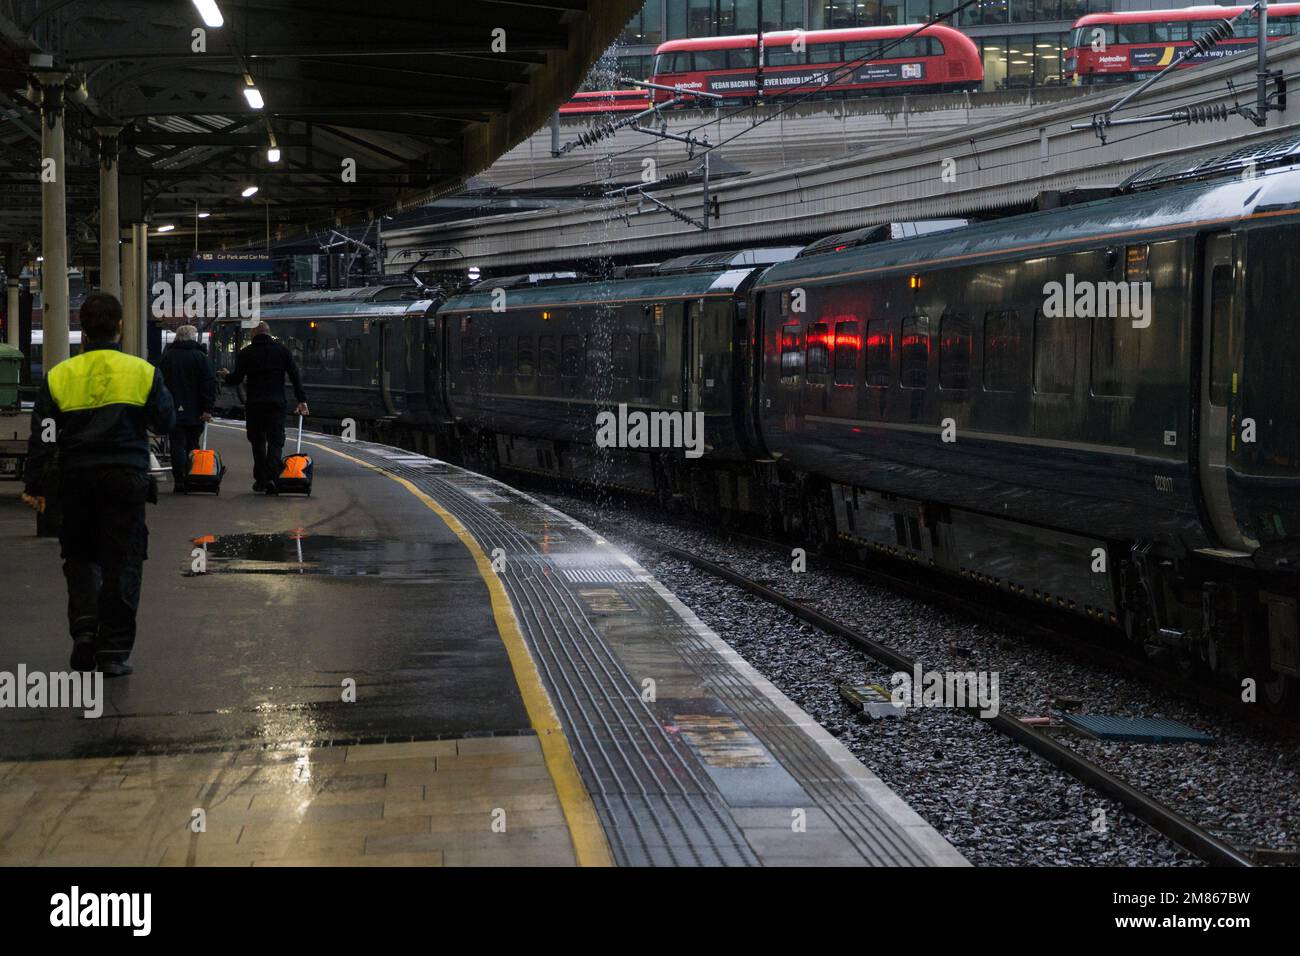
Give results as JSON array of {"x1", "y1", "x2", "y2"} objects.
[{"x1": 0, "y1": 423, "x2": 965, "y2": 867}]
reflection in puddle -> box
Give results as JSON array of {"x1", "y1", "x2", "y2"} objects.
[{"x1": 185, "y1": 531, "x2": 441, "y2": 579}]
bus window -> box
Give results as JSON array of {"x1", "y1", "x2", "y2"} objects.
[
  {"x1": 728, "y1": 47, "x2": 756, "y2": 69},
  {"x1": 693, "y1": 49, "x2": 726, "y2": 70}
]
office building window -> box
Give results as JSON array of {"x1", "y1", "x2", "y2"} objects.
[{"x1": 621, "y1": 2, "x2": 663, "y2": 44}]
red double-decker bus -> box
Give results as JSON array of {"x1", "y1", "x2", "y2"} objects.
[
  {"x1": 559, "y1": 90, "x2": 652, "y2": 115},
  {"x1": 649, "y1": 25, "x2": 982, "y2": 104},
  {"x1": 1067, "y1": 5, "x2": 1300, "y2": 84}
]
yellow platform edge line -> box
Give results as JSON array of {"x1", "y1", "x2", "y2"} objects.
[{"x1": 300, "y1": 440, "x2": 614, "y2": 868}]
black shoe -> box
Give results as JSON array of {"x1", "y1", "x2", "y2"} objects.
[
  {"x1": 252, "y1": 482, "x2": 266, "y2": 493},
  {"x1": 69, "y1": 635, "x2": 96, "y2": 672},
  {"x1": 99, "y1": 659, "x2": 134, "y2": 678},
  {"x1": 264, "y1": 482, "x2": 278, "y2": 496}
]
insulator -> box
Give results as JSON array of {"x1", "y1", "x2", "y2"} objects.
[
  {"x1": 1184, "y1": 103, "x2": 1231, "y2": 123},
  {"x1": 1191, "y1": 20, "x2": 1234, "y2": 55}
]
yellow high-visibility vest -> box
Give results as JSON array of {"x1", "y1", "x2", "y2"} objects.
[{"x1": 47, "y1": 348, "x2": 154, "y2": 413}]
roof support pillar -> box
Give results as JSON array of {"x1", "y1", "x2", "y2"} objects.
[
  {"x1": 120, "y1": 223, "x2": 148, "y2": 359},
  {"x1": 5, "y1": 245, "x2": 20, "y2": 351},
  {"x1": 36, "y1": 71, "x2": 69, "y2": 371},
  {"x1": 97, "y1": 126, "x2": 122, "y2": 301}
]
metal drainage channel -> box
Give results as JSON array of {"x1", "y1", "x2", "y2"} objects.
[{"x1": 348, "y1": 446, "x2": 757, "y2": 866}]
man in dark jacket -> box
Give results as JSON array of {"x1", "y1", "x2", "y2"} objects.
[
  {"x1": 21, "y1": 293, "x2": 175, "y2": 676},
  {"x1": 157, "y1": 324, "x2": 216, "y2": 492},
  {"x1": 219, "y1": 321, "x2": 308, "y2": 494}
]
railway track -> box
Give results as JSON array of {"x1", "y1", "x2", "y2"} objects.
[{"x1": 569, "y1": 512, "x2": 1257, "y2": 867}]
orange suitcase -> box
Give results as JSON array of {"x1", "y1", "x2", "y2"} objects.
[
  {"x1": 186, "y1": 424, "x2": 225, "y2": 494},
  {"x1": 276, "y1": 415, "x2": 313, "y2": 496}
]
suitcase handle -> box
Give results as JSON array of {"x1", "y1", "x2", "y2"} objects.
[
  {"x1": 296, "y1": 413, "x2": 303, "y2": 454},
  {"x1": 201, "y1": 422, "x2": 208, "y2": 451}
]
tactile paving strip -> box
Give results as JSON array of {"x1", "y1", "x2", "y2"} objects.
[
  {"x1": 334, "y1": 439, "x2": 935, "y2": 866},
  {"x1": 341, "y1": 445, "x2": 754, "y2": 865}
]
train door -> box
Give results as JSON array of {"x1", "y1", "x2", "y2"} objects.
[
  {"x1": 1198, "y1": 233, "x2": 1252, "y2": 552},
  {"x1": 685, "y1": 297, "x2": 729, "y2": 413},
  {"x1": 379, "y1": 318, "x2": 406, "y2": 415}
]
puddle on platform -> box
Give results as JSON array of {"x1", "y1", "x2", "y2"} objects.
[{"x1": 184, "y1": 531, "x2": 441, "y2": 579}]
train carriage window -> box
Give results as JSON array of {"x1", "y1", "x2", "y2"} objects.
[
  {"x1": 638, "y1": 332, "x2": 660, "y2": 382},
  {"x1": 983, "y1": 310, "x2": 1023, "y2": 392},
  {"x1": 866, "y1": 319, "x2": 893, "y2": 388},
  {"x1": 460, "y1": 330, "x2": 476, "y2": 373},
  {"x1": 560, "y1": 334, "x2": 584, "y2": 377},
  {"x1": 322, "y1": 338, "x2": 342, "y2": 371},
  {"x1": 478, "y1": 335, "x2": 495, "y2": 374},
  {"x1": 286, "y1": 337, "x2": 303, "y2": 366},
  {"x1": 539, "y1": 334, "x2": 557, "y2": 376},
  {"x1": 806, "y1": 321, "x2": 831, "y2": 375},
  {"x1": 1033, "y1": 309, "x2": 1075, "y2": 394},
  {"x1": 304, "y1": 338, "x2": 321, "y2": 370},
  {"x1": 586, "y1": 334, "x2": 605, "y2": 379},
  {"x1": 1209, "y1": 264, "x2": 1236, "y2": 406},
  {"x1": 900, "y1": 315, "x2": 930, "y2": 389},
  {"x1": 780, "y1": 324, "x2": 803, "y2": 382},
  {"x1": 833, "y1": 320, "x2": 860, "y2": 386},
  {"x1": 516, "y1": 335, "x2": 535, "y2": 376},
  {"x1": 497, "y1": 335, "x2": 512, "y2": 374},
  {"x1": 939, "y1": 312, "x2": 972, "y2": 390},
  {"x1": 612, "y1": 333, "x2": 634, "y2": 379},
  {"x1": 1091, "y1": 314, "x2": 1139, "y2": 398},
  {"x1": 344, "y1": 337, "x2": 361, "y2": 371}
]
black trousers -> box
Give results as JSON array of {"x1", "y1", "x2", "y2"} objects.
[
  {"x1": 169, "y1": 423, "x2": 204, "y2": 485},
  {"x1": 245, "y1": 404, "x2": 286, "y2": 485},
  {"x1": 58, "y1": 468, "x2": 150, "y2": 661}
]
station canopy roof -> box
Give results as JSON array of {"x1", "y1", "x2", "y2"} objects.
[{"x1": 0, "y1": 0, "x2": 642, "y2": 255}]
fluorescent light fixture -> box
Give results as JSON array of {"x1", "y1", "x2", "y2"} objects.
[
  {"x1": 197, "y1": 211, "x2": 211, "y2": 218},
  {"x1": 36, "y1": 256, "x2": 43, "y2": 262},
  {"x1": 267, "y1": 146, "x2": 281, "y2": 163},
  {"x1": 191, "y1": 0, "x2": 224, "y2": 28},
  {"x1": 243, "y1": 85, "x2": 264, "y2": 109},
  {"x1": 156, "y1": 224, "x2": 176, "y2": 233},
  {"x1": 241, "y1": 185, "x2": 259, "y2": 197}
]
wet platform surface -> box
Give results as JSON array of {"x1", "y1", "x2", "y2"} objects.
[{"x1": 0, "y1": 423, "x2": 965, "y2": 866}]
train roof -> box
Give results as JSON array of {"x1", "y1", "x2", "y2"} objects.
[
  {"x1": 443, "y1": 252, "x2": 799, "y2": 313},
  {"x1": 250, "y1": 285, "x2": 438, "y2": 320},
  {"x1": 758, "y1": 138, "x2": 1300, "y2": 290}
]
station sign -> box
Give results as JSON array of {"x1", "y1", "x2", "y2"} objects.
[{"x1": 189, "y1": 251, "x2": 273, "y2": 275}]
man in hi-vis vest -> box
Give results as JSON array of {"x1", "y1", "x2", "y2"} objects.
[{"x1": 22, "y1": 293, "x2": 175, "y2": 677}]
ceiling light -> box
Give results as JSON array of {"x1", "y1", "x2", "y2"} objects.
[
  {"x1": 156, "y1": 224, "x2": 175, "y2": 233},
  {"x1": 241, "y1": 185, "x2": 259, "y2": 197},
  {"x1": 191, "y1": 0, "x2": 224, "y2": 28},
  {"x1": 243, "y1": 85, "x2": 264, "y2": 109},
  {"x1": 197, "y1": 211, "x2": 211, "y2": 218},
  {"x1": 267, "y1": 146, "x2": 281, "y2": 163}
]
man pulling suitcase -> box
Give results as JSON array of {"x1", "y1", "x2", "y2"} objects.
[{"x1": 219, "y1": 321, "x2": 308, "y2": 495}]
